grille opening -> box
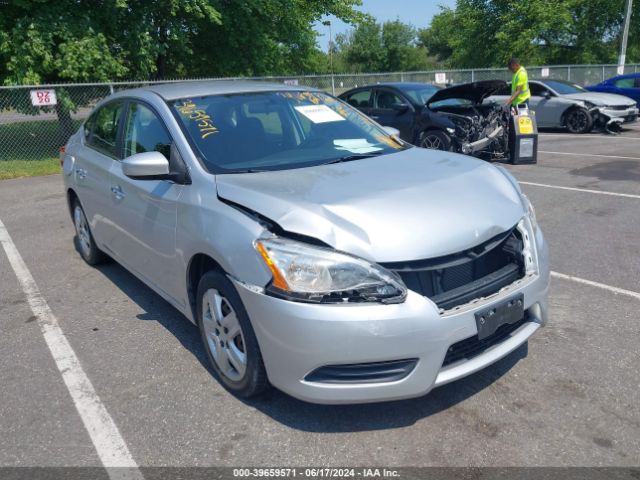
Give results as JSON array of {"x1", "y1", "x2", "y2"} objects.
[
  {"x1": 382, "y1": 226, "x2": 526, "y2": 311},
  {"x1": 304, "y1": 358, "x2": 418, "y2": 384},
  {"x1": 442, "y1": 314, "x2": 529, "y2": 367}
]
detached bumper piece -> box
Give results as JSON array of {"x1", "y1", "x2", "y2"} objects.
[{"x1": 305, "y1": 358, "x2": 419, "y2": 384}]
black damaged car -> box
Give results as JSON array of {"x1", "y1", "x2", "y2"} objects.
[{"x1": 339, "y1": 80, "x2": 510, "y2": 160}]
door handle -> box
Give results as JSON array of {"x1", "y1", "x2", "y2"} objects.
[
  {"x1": 75, "y1": 168, "x2": 87, "y2": 179},
  {"x1": 111, "y1": 185, "x2": 126, "y2": 200}
]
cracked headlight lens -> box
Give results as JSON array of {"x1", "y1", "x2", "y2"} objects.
[{"x1": 255, "y1": 237, "x2": 406, "y2": 304}]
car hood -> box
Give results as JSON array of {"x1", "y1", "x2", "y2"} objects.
[
  {"x1": 427, "y1": 80, "x2": 507, "y2": 107},
  {"x1": 215, "y1": 148, "x2": 525, "y2": 263},
  {"x1": 563, "y1": 92, "x2": 636, "y2": 106}
]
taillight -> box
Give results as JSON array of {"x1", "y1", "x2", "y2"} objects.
[{"x1": 59, "y1": 146, "x2": 65, "y2": 167}]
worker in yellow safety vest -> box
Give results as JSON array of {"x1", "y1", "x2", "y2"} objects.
[{"x1": 505, "y1": 57, "x2": 531, "y2": 108}]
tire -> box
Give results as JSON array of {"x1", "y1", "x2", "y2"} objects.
[
  {"x1": 419, "y1": 130, "x2": 452, "y2": 151},
  {"x1": 72, "y1": 199, "x2": 107, "y2": 265},
  {"x1": 564, "y1": 107, "x2": 593, "y2": 134},
  {"x1": 196, "y1": 270, "x2": 268, "y2": 398}
]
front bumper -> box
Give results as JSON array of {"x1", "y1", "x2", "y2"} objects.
[
  {"x1": 234, "y1": 228, "x2": 550, "y2": 404},
  {"x1": 596, "y1": 106, "x2": 639, "y2": 124}
]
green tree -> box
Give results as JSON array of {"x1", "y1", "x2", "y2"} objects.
[
  {"x1": 334, "y1": 18, "x2": 432, "y2": 72},
  {"x1": 419, "y1": 0, "x2": 639, "y2": 68}
]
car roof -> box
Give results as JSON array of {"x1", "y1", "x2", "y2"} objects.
[
  {"x1": 116, "y1": 80, "x2": 320, "y2": 101},
  {"x1": 340, "y1": 82, "x2": 435, "y2": 94}
]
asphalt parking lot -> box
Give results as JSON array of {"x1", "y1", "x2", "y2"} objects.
[{"x1": 1, "y1": 124, "x2": 639, "y2": 470}]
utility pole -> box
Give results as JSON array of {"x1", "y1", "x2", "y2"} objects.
[
  {"x1": 323, "y1": 20, "x2": 336, "y2": 95},
  {"x1": 618, "y1": 0, "x2": 634, "y2": 74}
]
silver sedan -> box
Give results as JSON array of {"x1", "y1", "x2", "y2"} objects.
[
  {"x1": 62, "y1": 81, "x2": 549, "y2": 404},
  {"x1": 488, "y1": 79, "x2": 639, "y2": 133}
]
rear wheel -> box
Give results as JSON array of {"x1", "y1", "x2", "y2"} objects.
[
  {"x1": 565, "y1": 108, "x2": 593, "y2": 134},
  {"x1": 197, "y1": 270, "x2": 268, "y2": 398},
  {"x1": 72, "y1": 199, "x2": 106, "y2": 265},
  {"x1": 419, "y1": 130, "x2": 452, "y2": 151}
]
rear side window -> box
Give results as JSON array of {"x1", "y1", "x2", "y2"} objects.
[
  {"x1": 87, "y1": 102, "x2": 123, "y2": 158},
  {"x1": 122, "y1": 103, "x2": 172, "y2": 160},
  {"x1": 614, "y1": 78, "x2": 635, "y2": 88}
]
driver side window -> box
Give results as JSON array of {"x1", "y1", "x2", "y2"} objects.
[
  {"x1": 123, "y1": 103, "x2": 172, "y2": 161},
  {"x1": 530, "y1": 83, "x2": 549, "y2": 97},
  {"x1": 375, "y1": 90, "x2": 404, "y2": 110}
]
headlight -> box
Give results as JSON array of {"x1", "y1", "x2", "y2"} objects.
[
  {"x1": 521, "y1": 194, "x2": 538, "y2": 231},
  {"x1": 582, "y1": 101, "x2": 596, "y2": 109},
  {"x1": 254, "y1": 237, "x2": 407, "y2": 304},
  {"x1": 446, "y1": 127, "x2": 456, "y2": 134}
]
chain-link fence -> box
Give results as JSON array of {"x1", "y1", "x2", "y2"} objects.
[{"x1": 1, "y1": 63, "x2": 638, "y2": 162}]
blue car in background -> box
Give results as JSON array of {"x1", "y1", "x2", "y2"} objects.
[{"x1": 586, "y1": 73, "x2": 640, "y2": 106}]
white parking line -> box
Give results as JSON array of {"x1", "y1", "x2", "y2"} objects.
[
  {"x1": 540, "y1": 134, "x2": 640, "y2": 140},
  {"x1": 0, "y1": 218, "x2": 143, "y2": 479},
  {"x1": 551, "y1": 271, "x2": 640, "y2": 301},
  {"x1": 539, "y1": 150, "x2": 640, "y2": 161},
  {"x1": 519, "y1": 181, "x2": 640, "y2": 199}
]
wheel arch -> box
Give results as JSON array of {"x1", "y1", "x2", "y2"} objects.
[
  {"x1": 66, "y1": 188, "x2": 79, "y2": 219},
  {"x1": 186, "y1": 253, "x2": 227, "y2": 323}
]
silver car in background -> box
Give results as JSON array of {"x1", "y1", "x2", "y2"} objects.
[
  {"x1": 62, "y1": 81, "x2": 550, "y2": 404},
  {"x1": 488, "y1": 79, "x2": 639, "y2": 133}
]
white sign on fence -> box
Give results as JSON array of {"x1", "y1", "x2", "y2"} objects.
[
  {"x1": 617, "y1": 65, "x2": 625, "y2": 75},
  {"x1": 30, "y1": 89, "x2": 57, "y2": 106},
  {"x1": 283, "y1": 79, "x2": 299, "y2": 86},
  {"x1": 541, "y1": 67, "x2": 550, "y2": 77},
  {"x1": 435, "y1": 72, "x2": 447, "y2": 84}
]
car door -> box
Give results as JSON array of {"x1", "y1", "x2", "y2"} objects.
[
  {"x1": 529, "y1": 83, "x2": 565, "y2": 127},
  {"x1": 107, "y1": 100, "x2": 185, "y2": 303},
  {"x1": 75, "y1": 101, "x2": 125, "y2": 249},
  {"x1": 371, "y1": 88, "x2": 414, "y2": 140}
]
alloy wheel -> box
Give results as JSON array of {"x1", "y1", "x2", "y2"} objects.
[
  {"x1": 422, "y1": 134, "x2": 444, "y2": 150},
  {"x1": 568, "y1": 110, "x2": 588, "y2": 132}
]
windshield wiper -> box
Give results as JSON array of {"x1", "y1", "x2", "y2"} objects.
[{"x1": 323, "y1": 152, "x2": 383, "y2": 165}]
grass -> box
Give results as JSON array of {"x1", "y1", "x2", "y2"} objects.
[
  {"x1": 0, "y1": 118, "x2": 79, "y2": 180},
  {"x1": 0, "y1": 158, "x2": 60, "y2": 180}
]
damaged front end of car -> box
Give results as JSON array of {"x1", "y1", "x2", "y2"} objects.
[{"x1": 427, "y1": 80, "x2": 510, "y2": 160}]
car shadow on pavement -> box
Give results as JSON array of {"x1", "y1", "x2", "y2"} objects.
[{"x1": 91, "y1": 253, "x2": 528, "y2": 433}]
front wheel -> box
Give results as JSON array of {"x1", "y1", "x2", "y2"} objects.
[
  {"x1": 72, "y1": 200, "x2": 107, "y2": 265},
  {"x1": 197, "y1": 270, "x2": 268, "y2": 398},
  {"x1": 419, "y1": 130, "x2": 452, "y2": 151},
  {"x1": 565, "y1": 108, "x2": 593, "y2": 134}
]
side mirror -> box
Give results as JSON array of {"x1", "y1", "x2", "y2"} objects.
[
  {"x1": 540, "y1": 90, "x2": 552, "y2": 99},
  {"x1": 391, "y1": 102, "x2": 410, "y2": 113},
  {"x1": 122, "y1": 151, "x2": 170, "y2": 180},
  {"x1": 382, "y1": 126, "x2": 401, "y2": 137}
]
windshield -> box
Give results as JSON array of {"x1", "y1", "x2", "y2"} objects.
[
  {"x1": 543, "y1": 80, "x2": 586, "y2": 95},
  {"x1": 401, "y1": 85, "x2": 441, "y2": 104},
  {"x1": 170, "y1": 90, "x2": 406, "y2": 173}
]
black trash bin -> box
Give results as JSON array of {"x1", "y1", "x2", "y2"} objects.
[{"x1": 509, "y1": 107, "x2": 538, "y2": 164}]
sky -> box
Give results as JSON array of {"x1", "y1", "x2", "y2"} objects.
[{"x1": 314, "y1": 0, "x2": 457, "y2": 51}]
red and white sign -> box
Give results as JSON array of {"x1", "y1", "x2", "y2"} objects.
[
  {"x1": 30, "y1": 89, "x2": 57, "y2": 107},
  {"x1": 283, "y1": 79, "x2": 299, "y2": 86},
  {"x1": 435, "y1": 73, "x2": 447, "y2": 84}
]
